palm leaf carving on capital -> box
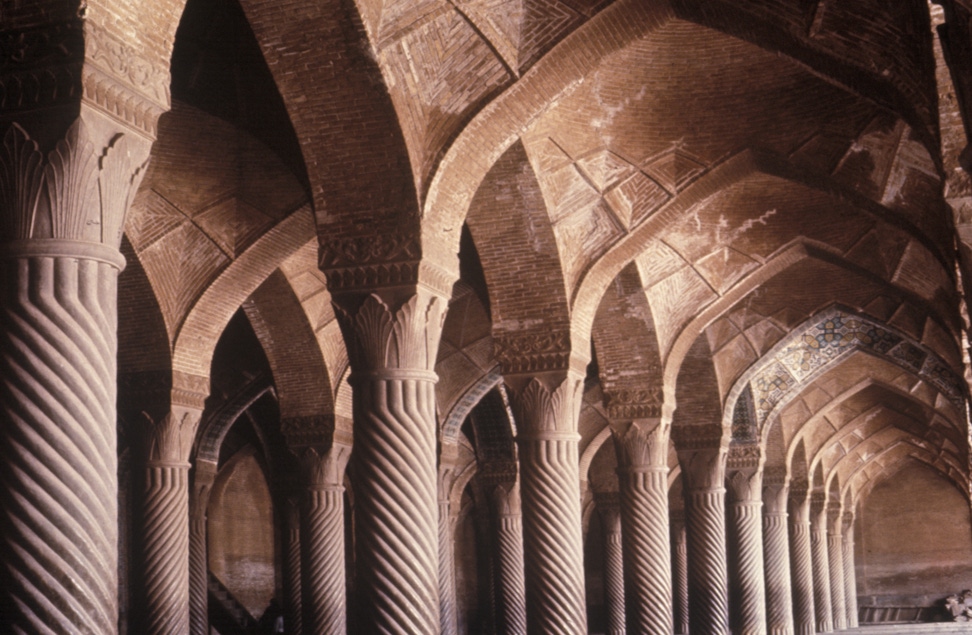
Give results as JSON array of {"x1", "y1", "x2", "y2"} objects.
[
  {"x1": 98, "y1": 132, "x2": 150, "y2": 247},
  {"x1": 44, "y1": 118, "x2": 99, "y2": 241},
  {"x1": 614, "y1": 421, "x2": 668, "y2": 468},
  {"x1": 513, "y1": 376, "x2": 582, "y2": 433},
  {"x1": 147, "y1": 409, "x2": 201, "y2": 463},
  {"x1": 342, "y1": 293, "x2": 446, "y2": 371},
  {"x1": 0, "y1": 124, "x2": 44, "y2": 241},
  {"x1": 301, "y1": 444, "x2": 351, "y2": 488}
]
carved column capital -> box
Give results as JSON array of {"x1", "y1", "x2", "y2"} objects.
[
  {"x1": 674, "y1": 425, "x2": 727, "y2": 491},
  {"x1": 726, "y1": 444, "x2": 764, "y2": 503},
  {"x1": 146, "y1": 406, "x2": 203, "y2": 465},
  {"x1": 507, "y1": 370, "x2": 584, "y2": 439},
  {"x1": 299, "y1": 442, "x2": 351, "y2": 491},
  {"x1": 0, "y1": 117, "x2": 151, "y2": 249},
  {"x1": 612, "y1": 419, "x2": 669, "y2": 470},
  {"x1": 492, "y1": 479, "x2": 523, "y2": 517},
  {"x1": 595, "y1": 491, "x2": 622, "y2": 531},
  {"x1": 763, "y1": 467, "x2": 790, "y2": 515}
]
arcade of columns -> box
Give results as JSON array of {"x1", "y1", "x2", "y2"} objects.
[{"x1": 2, "y1": 0, "x2": 972, "y2": 633}]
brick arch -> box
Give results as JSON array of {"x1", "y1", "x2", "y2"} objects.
[
  {"x1": 439, "y1": 367, "x2": 503, "y2": 445},
  {"x1": 235, "y1": 0, "x2": 423, "y2": 272},
  {"x1": 170, "y1": 205, "x2": 315, "y2": 393},
  {"x1": 421, "y1": 0, "x2": 938, "y2": 277},
  {"x1": 779, "y1": 374, "x2": 965, "y2": 484},
  {"x1": 671, "y1": 336, "x2": 723, "y2": 437},
  {"x1": 194, "y1": 372, "x2": 275, "y2": 463},
  {"x1": 789, "y1": 439, "x2": 811, "y2": 490},
  {"x1": 724, "y1": 306, "x2": 966, "y2": 444},
  {"x1": 117, "y1": 236, "x2": 173, "y2": 427},
  {"x1": 662, "y1": 242, "x2": 962, "y2": 416},
  {"x1": 571, "y1": 148, "x2": 957, "y2": 384},
  {"x1": 242, "y1": 270, "x2": 334, "y2": 421},
  {"x1": 465, "y1": 140, "x2": 574, "y2": 367},
  {"x1": 591, "y1": 262, "x2": 664, "y2": 419},
  {"x1": 847, "y1": 443, "x2": 970, "y2": 508}
]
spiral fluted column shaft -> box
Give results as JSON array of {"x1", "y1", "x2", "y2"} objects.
[
  {"x1": 842, "y1": 523, "x2": 858, "y2": 628},
  {"x1": 0, "y1": 252, "x2": 122, "y2": 633},
  {"x1": 788, "y1": 497, "x2": 816, "y2": 635},
  {"x1": 286, "y1": 502, "x2": 304, "y2": 635},
  {"x1": 827, "y1": 532, "x2": 846, "y2": 630},
  {"x1": 143, "y1": 463, "x2": 191, "y2": 634},
  {"x1": 810, "y1": 512, "x2": 833, "y2": 633},
  {"x1": 728, "y1": 500, "x2": 767, "y2": 635},
  {"x1": 672, "y1": 517, "x2": 689, "y2": 635},
  {"x1": 188, "y1": 516, "x2": 208, "y2": 635},
  {"x1": 520, "y1": 436, "x2": 586, "y2": 634},
  {"x1": 302, "y1": 487, "x2": 346, "y2": 634},
  {"x1": 352, "y1": 376, "x2": 439, "y2": 634},
  {"x1": 497, "y1": 513, "x2": 527, "y2": 634},
  {"x1": 601, "y1": 507, "x2": 625, "y2": 635},
  {"x1": 619, "y1": 469, "x2": 672, "y2": 634},
  {"x1": 439, "y1": 499, "x2": 458, "y2": 635},
  {"x1": 685, "y1": 488, "x2": 730, "y2": 635},
  {"x1": 763, "y1": 512, "x2": 794, "y2": 635}
]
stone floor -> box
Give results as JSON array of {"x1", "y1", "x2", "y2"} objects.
[{"x1": 846, "y1": 624, "x2": 972, "y2": 633}]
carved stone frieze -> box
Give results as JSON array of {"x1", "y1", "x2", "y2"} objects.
[
  {"x1": 494, "y1": 330, "x2": 572, "y2": 375},
  {"x1": 671, "y1": 423, "x2": 725, "y2": 451},
  {"x1": 281, "y1": 415, "x2": 337, "y2": 449},
  {"x1": 604, "y1": 387, "x2": 662, "y2": 419},
  {"x1": 82, "y1": 20, "x2": 169, "y2": 137},
  {"x1": 726, "y1": 443, "x2": 762, "y2": 471},
  {"x1": 0, "y1": 21, "x2": 83, "y2": 115},
  {"x1": 171, "y1": 370, "x2": 209, "y2": 410},
  {"x1": 478, "y1": 459, "x2": 519, "y2": 489}
]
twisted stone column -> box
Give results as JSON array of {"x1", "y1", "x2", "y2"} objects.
[
  {"x1": 809, "y1": 492, "x2": 833, "y2": 633},
  {"x1": 493, "y1": 481, "x2": 527, "y2": 635},
  {"x1": 842, "y1": 512, "x2": 858, "y2": 628},
  {"x1": 285, "y1": 498, "x2": 304, "y2": 635},
  {"x1": 788, "y1": 486, "x2": 816, "y2": 635},
  {"x1": 438, "y1": 452, "x2": 460, "y2": 635},
  {"x1": 613, "y1": 420, "x2": 672, "y2": 634},
  {"x1": 671, "y1": 509, "x2": 690, "y2": 635},
  {"x1": 0, "y1": 115, "x2": 150, "y2": 632},
  {"x1": 597, "y1": 493, "x2": 625, "y2": 635},
  {"x1": 509, "y1": 371, "x2": 587, "y2": 634},
  {"x1": 334, "y1": 290, "x2": 446, "y2": 634},
  {"x1": 675, "y1": 429, "x2": 730, "y2": 635},
  {"x1": 726, "y1": 447, "x2": 767, "y2": 635},
  {"x1": 762, "y1": 473, "x2": 794, "y2": 635},
  {"x1": 827, "y1": 503, "x2": 846, "y2": 630},
  {"x1": 189, "y1": 459, "x2": 217, "y2": 635},
  {"x1": 299, "y1": 444, "x2": 350, "y2": 634}
]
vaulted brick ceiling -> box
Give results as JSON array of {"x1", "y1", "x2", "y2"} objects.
[{"x1": 114, "y1": 0, "x2": 972, "y2": 501}]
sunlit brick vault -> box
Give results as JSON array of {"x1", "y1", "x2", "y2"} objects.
[{"x1": 4, "y1": 0, "x2": 972, "y2": 634}]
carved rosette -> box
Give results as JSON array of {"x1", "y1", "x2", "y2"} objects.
[
  {"x1": 809, "y1": 493, "x2": 834, "y2": 633},
  {"x1": 286, "y1": 500, "x2": 304, "y2": 635},
  {"x1": 671, "y1": 510, "x2": 690, "y2": 635},
  {"x1": 676, "y1": 432, "x2": 730, "y2": 635},
  {"x1": 334, "y1": 291, "x2": 445, "y2": 635},
  {"x1": 300, "y1": 445, "x2": 350, "y2": 635},
  {"x1": 827, "y1": 504, "x2": 847, "y2": 630},
  {"x1": 494, "y1": 330, "x2": 572, "y2": 376},
  {"x1": 189, "y1": 459, "x2": 217, "y2": 635},
  {"x1": 613, "y1": 422, "x2": 672, "y2": 634},
  {"x1": 842, "y1": 513, "x2": 858, "y2": 628},
  {"x1": 788, "y1": 488, "x2": 816, "y2": 635},
  {"x1": 510, "y1": 374, "x2": 587, "y2": 634},
  {"x1": 726, "y1": 456, "x2": 766, "y2": 635},
  {"x1": 597, "y1": 496, "x2": 625, "y2": 635},
  {"x1": 762, "y1": 476, "x2": 794, "y2": 635},
  {"x1": 493, "y1": 482, "x2": 526, "y2": 635}
]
